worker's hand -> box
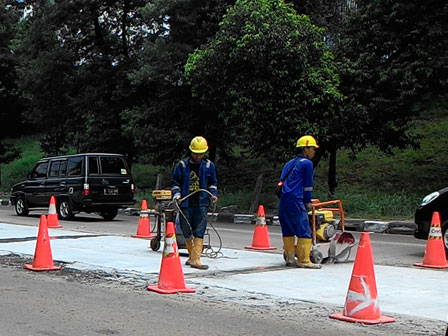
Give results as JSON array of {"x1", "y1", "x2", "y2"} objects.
[
  {"x1": 211, "y1": 196, "x2": 218, "y2": 203},
  {"x1": 305, "y1": 203, "x2": 312, "y2": 211},
  {"x1": 173, "y1": 193, "x2": 181, "y2": 201}
]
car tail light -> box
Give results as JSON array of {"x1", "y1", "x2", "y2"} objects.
[
  {"x1": 131, "y1": 184, "x2": 135, "y2": 194},
  {"x1": 83, "y1": 183, "x2": 90, "y2": 196}
]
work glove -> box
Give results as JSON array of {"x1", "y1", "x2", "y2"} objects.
[{"x1": 173, "y1": 193, "x2": 181, "y2": 201}]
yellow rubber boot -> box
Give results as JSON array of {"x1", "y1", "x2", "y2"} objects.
[
  {"x1": 185, "y1": 239, "x2": 193, "y2": 266},
  {"x1": 282, "y1": 236, "x2": 297, "y2": 267},
  {"x1": 190, "y1": 237, "x2": 209, "y2": 270},
  {"x1": 297, "y1": 238, "x2": 322, "y2": 269}
]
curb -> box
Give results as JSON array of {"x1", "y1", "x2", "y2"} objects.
[
  {"x1": 0, "y1": 199, "x2": 11, "y2": 206},
  {"x1": 121, "y1": 208, "x2": 415, "y2": 235},
  {"x1": 5, "y1": 202, "x2": 415, "y2": 235}
]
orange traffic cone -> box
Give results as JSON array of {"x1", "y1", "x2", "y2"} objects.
[
  {"x1": 330, "y1": 232, "x2": 395, "y2": 324},
  {"x1": 147, "y1": 221, "x2": 195, "y2": 294},
  {"x1": 47, "y1": 196, "x2": 62, "y2": 228},
  {"x1": 25, "y1": 215, "x2": 62, "y2": 271},
  {"x1": 414, "y1": 212, "x2": 448, "y2": 269},
  {"x1": 132, "y1": 200, "x2": 153, "y2": 238},
  {"x1": 245, "y1": 205, "x2": 276, "y2": 250}
]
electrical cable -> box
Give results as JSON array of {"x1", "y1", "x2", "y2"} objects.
[{"x1": 172, "y1": 189, "x2": 224, "y2": 259}]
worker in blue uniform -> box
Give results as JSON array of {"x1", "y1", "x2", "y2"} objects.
[
  {"x1": 278, "y1": 135, "x2": 321, "y2": 269},
  {"x1": 172, "y1": 136, "x2": 218, "y2": 270}
]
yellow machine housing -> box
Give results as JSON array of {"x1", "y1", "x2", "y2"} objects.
[
  {"x1": 152, "y1": 189, "x2": 172, "y2": 201},
  {"x1": 311, "y1": 210, "x2": 337, "y2": 241}
]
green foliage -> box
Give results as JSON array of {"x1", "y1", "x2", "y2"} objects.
[
  {"x1": 287, "y1": 0, "x2": 346, "y2": 29},
  {"x1": 12, "y1": 0, "x2": 143, "y2": 157},
  {"x1": 333, "y1": 0, "x2": 448, "y2": 152},
  {"x1": 132, "y1": 164, "x2": 173, "y2": 190},
  {"x1": 217, "y1": 191, "x2": 253, "y2": 212},
  {"x1": 186, "y1": 0, "x2": 345, "y2": 163},
  {"x1": 123, "y1": 0, "x2": 236, "y2": 165},
  {"x1": 310, "y1": 99, "x2": 448, "y2": 219},
  {"x1": 2, "y1": 0, "x2": 447, "y2": 220},
  {"x1": 313, "y1": 186, "x2": 420, "y2": 220},
  {"x1": 0, "y1": 1, "x2": 26, "y2": 140}
]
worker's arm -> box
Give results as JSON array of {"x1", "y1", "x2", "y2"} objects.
[
  {"x1": 207, "y1": 162, "x2": 218, "y2": 199},
  {"x1": 303, "y1": 160, "x2": 314, "y2": 205},
  {"x1": 171, "y1": 161, "x2": 184, "y2": 199}
]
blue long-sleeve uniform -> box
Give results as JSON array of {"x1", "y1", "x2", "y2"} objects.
[
  {"x1": 171, "y1": 157, "x2": 218, "y2": 207},
  {"x1": 278, "y1": 155, "x2": 314, "y2": 238},
  {"x1": 171, "y1": 157, "x2": 218, "y2": 239}
]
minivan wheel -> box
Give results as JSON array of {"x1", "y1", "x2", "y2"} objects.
[
  {"x1": 100, "y1": 207, "x2": 118, "y2": 221},
  {"x1": 15, "y1": 196, "x2": 29, "y2": 216},
  {"x1": 57, "y1": 199, "x2": 74, "y2": 220}
]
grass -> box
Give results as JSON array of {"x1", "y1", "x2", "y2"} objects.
[
  {"x1": 313, "y1": 186, "x2": 421, "y2": 220},
  {"x1": 0, "y1": 136, "x2": 43, "y2": 188}
]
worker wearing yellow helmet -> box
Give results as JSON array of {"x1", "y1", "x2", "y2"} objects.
[
  {"x1": 172, "y1": 136, "x2": 218, "y2": 270},
  {"x1": 277, "y1": 135, "x2": 321, "y2": 269}
]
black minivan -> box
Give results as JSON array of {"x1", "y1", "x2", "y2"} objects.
[{"x1": 10, "y1": 153, "x2": 135, "y2": 220}]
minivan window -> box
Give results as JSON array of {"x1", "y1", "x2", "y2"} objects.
[
  {"x1": 31, "y1": 162, "x2": 48, "y2": 178},
  {"x1": 59, "y1": 160, "x2": 67, "y2": 177},
  {"x1": 100, "y1": 156, "x2": 128, "y2": 175},
  {"x1": 88, "y1": 157, "x2": 99, "y2": 175},
  {"x1": 49, "y1": 160, "x2": 67, "y2": 178},
  {"x1": 67, "y1": 157, "x2": 83, "y2": 176},
  {"x1": 49, "y1": 161, "x2": 61, "y2": 178}
]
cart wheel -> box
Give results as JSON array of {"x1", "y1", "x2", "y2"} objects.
[
  {"x1": 310, "y1": 250, "x2": 323, "y2": 264},
  {"x1": 150, "y1": 238, "x2": 161, "y2": 251}
]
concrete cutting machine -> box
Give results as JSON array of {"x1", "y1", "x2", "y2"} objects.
[{"x1": 308, "y1": 199, "x2": 356, "y2": 264}]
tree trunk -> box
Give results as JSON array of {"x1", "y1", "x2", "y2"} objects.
[
  {"x1": 155, "y1": 174, "x2": 164, "y2": 190},
  {"x1": 328, "y1": 147, "x2": 338, "y2": 196},
  {"x1": 249, "y1": 174, "x2": 263, "y2": 213},
  {"x1": 312, "y1": 148, "x2": 323, "y2": 168},
  {"x1": 121, "y1": 0, "x2": 129, "y2": 58}
]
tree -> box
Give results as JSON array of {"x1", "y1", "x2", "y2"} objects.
[
  {"x1": 0, "y1": 1, "x2": 24, "y2": 184},
  {"x1": 13, "y1": 0, "x2": 146, "y2": 157},
  {"x1": 185, "y1": 0, "x2": 347, "y2": 167},
  {"x1": 333, "y1": 0, "x2": 448, "y2": 154},
  {"x1": 123, "y1": 0, "x2": 236, "y2": 164},
  {"x1": 0, "y1": 1, "x2": 24, "y2": 138},
  {"x1": 12, "y1": 0, "x2": 75, "y2": 155},
  {"x1": 0, "y1": 2, "x2": 26, "y2": 134},
  {"x1": 288, "y1": 0, "x2": 348, "y2": 29}
]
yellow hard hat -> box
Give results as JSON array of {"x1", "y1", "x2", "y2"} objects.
[
  {"x1": 296, "y1": 135, "x2": 319, "y2": 148},
  {"x1": 189, "y1": 136, "x2": 209, "y2": 153}
]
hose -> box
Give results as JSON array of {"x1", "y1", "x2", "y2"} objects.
[{"x1": 171, "y1": 189, "x2": 224, "y2": 259}]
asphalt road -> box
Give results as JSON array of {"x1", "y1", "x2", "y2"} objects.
[
  {"x1": 0, "y1": 206, "x2": 427, "y2": 268},
  {"x1": 1, "y1": 206, "x2": 445, "y2": 336}
]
